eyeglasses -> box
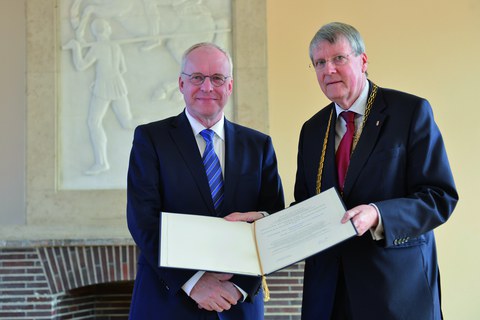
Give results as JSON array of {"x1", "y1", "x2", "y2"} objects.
[
  {"x1": 181, "y1": 72, "x2": 230, "y2": 87},
  {"x1": 311, "y1": 52, "x2": 355, "y2": 70}
]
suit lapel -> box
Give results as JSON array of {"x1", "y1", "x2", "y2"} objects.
[
  {"x1": 343, "y1": 85, "x2": 387, "y2": 198},
  {"x1": 168, "y1": 112, "x2": 216, "y2": 214},
  {"x1": 222, "y1": 119, "x2": 237, "y2": 216}
]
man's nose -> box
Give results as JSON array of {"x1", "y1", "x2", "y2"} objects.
[
  {"x1": 323, "y1": 61, "x2": 337, "y2": 73},
  {"x1": 200, "y1": 76, "x2": 214, "y2": 91}
]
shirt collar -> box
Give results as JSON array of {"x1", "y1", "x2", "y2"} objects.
[
  {"x1": 185, "y1": 108, "x2": 225, "y2": 141},
  {"x1": 335, "y1": 81, "x2": 370, "y2": 118}
]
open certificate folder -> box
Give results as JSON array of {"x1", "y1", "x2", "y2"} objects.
[{"x1": 159, "y1": 187, "x2": 357, "y2": 276}]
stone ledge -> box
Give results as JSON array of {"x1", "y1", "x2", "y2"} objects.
[
  {"x1": 0, "y1": 238, "x2": 135, "y2": 248},
  {"x1": 0, "y1": 225, "x2": 132, "y2": 247}
]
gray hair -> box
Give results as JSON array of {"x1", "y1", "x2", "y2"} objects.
[
  {"x1": 180, "y1": 42, "x2": 233, "y2": 76},
  {"x1": 309, "y1": 22, "x2": 366, "y2": 63}
]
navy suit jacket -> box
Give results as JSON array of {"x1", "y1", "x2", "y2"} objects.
[
  {"x1": 295, "y1": 82, "x2": 458, "y2": 320},
  {"x1": 127, "y1": 111, "x2": 284, "y2": 320}
]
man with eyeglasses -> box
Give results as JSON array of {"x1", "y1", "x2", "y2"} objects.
[
  {"x1": 127, "y1": 42, "x2": 284, "y2": 320},
  {"x1": 295, "y1": 22, "x2": 458, "y2": 319}
]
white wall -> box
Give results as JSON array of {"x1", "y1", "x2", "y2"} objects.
[{"x1": 0, "y1": 0, "x2": 26, "y2": 225}]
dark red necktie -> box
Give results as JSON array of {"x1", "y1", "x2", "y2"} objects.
[{"x1": 336, "y1": 111, "x2": 355, "y2": 191}]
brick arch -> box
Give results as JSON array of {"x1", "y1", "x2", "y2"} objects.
[{"x1": 38, "y1": 245, "x2": 139, "y2": 294}]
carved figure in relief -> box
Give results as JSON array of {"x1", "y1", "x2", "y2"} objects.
[
  {"x1": 61, "y1": 0, "x2": 231, "y2": 180},
  {"x1": 64, "y1": 19, "x2": 136, "y2": 175},
  {"x1": 70, "y1": 0, "x2": 133, "y2": 42}
]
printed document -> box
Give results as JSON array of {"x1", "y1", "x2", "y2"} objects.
[{"x1": 159, "y1": 187, "x2": 357, "y2": 276}]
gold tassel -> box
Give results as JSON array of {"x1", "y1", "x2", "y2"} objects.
[{"x1": 262, "y1": 276, "x2": 270, "y2": 302}]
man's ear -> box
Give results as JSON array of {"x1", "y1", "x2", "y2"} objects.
[
  {"x1": 178, "y1": 76, "x2": 184, "y2": 93},
  {"x1": 227, "y1": 78, "x2": 233, "y2": 95},
  {"x1": 361, "y1": 53, "x2": 368, "y2": 73}
]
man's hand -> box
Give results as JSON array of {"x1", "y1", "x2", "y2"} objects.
[
  {"x1": 341, "y1": 204, "x2": 379, "y2": 236},
  {"x1": 190, "y1": 272, "x2": 242, "y2": 312},
  {"x1": 224, "y1": 211, "x2": 264, "y2": 223}
]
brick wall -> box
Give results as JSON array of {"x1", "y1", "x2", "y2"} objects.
[
  {"x1": 265, "y1": 262, "x2": 303, "y2": 320},
  {"x1": 0, "y1": 244, "x2": 137, "y2": 319},
  {"x1": 0, "y1": 243, "x2": 304, "y2": 319},
  {"x1": 0, "y1": 247, "x2": 52, "y2": 319}
]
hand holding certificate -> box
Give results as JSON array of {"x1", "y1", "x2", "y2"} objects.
[{"x1": 159, "y1": 187, "x2": 357, "y2": 276}]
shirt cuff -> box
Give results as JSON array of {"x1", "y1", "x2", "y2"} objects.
[
  {"x1": 233, "y1": 283, "x2": 247, "y2": 302},
  {"x1": 368, "y1": 203, "x2": 384, "y2": 240},
  {"x1": 182, "y1": 271, "x2": 205, "y2": 296}
]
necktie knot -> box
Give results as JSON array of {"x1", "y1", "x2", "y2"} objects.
[
  {"x1": 341, "y1": 111, "x2": 355, "y2": 124},
  {"x1": 200, "y1": 129, "x2": 215, "y2": 143}
]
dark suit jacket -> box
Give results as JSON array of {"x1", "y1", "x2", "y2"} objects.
[
  {"x1": 295, "y1": 82, "x2": 458, "y2": 320},
  {"x1": 127, "y1": 111, "x2": 284, "y2": 320}
]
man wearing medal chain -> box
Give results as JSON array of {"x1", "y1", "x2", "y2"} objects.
[{"x1": 295, "y1": 22, "x2": 458, "y2": 319}]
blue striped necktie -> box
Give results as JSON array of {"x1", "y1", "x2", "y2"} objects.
[{"x1": 200, "y1": 129, "x2": 224, "y2": 213}]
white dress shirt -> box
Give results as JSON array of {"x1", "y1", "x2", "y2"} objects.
[
  {"x1": 334, "y1": 82, "x2": 384, "y2": 240},
  {"x1": 181, "y1": 109, "x2": 247, "y2": 300}
]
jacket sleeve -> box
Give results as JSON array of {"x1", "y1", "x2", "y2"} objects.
[{"x1": 374, "y1": 99, "x2": 458, "y2": 247}]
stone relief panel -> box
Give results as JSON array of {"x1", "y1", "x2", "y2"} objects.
[{"x1": 59, "y1": 0, "x2": 233, "y2": 190}]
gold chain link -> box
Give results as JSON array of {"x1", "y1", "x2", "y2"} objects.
[{"x1": 315, "y1": 109, "x2": 334, "y2": 194}]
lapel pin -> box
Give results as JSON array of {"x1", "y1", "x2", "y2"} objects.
[{"x1": 376, "y1": 120, "x2": 380, "y2": 126}]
